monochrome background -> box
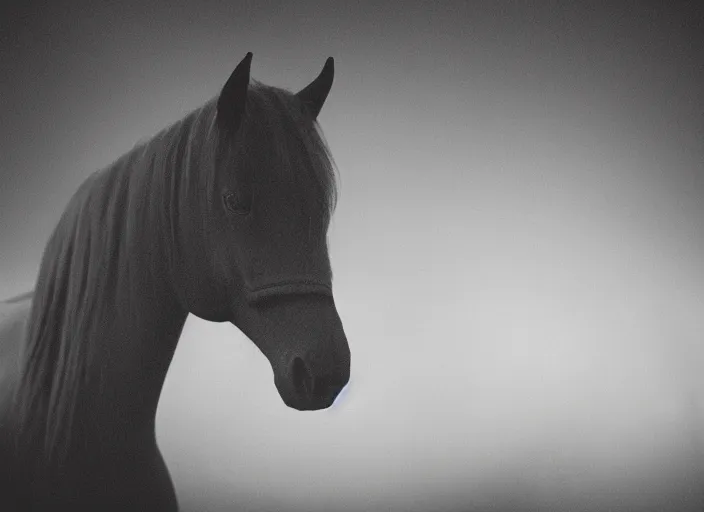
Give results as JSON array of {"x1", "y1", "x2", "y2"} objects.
[{"x1": 1, "y1": 2, "x2": 703, "y2": 510}]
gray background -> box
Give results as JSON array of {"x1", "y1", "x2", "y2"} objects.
[{"x1": 1, "y1": 2, "x2": 703, "y2": 510}]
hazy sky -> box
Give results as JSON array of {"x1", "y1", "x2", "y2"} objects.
[{"x1": 2, "y1": 2, "x2": 704, "y2": 511}]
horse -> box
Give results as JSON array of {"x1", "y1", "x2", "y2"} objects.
[{"x1": 0, "y1": 52, "x2": 351, "y2": 511}]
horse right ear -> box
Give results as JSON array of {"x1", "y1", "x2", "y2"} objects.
[{"x1": 216, "y1": 52, "x2": 253, "y2": 133}]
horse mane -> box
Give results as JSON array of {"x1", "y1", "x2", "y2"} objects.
[{"x1": 12, "y1": 77, "x2": 338, "y2": 466}]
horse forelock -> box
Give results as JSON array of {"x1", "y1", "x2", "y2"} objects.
[{"x1": 226, "y1": 80, "x2": 339, "y2": 224}]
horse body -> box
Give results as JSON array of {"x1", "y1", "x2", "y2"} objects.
[{"x1": 0, "y1": 53, "x2": 350, "y2": 511}]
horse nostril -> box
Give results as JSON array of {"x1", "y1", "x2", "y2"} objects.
[{"x1": 291, "y1": 357, "x2": 313, "y2": 398}]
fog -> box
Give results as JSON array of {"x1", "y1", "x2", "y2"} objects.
[{"x1": 1, "y1": 2, "x2": 703, "y2": 510}]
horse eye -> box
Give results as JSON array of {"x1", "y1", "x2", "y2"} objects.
[{"x1": 222, "y1": 191, "x2": 250, "y2": 215}]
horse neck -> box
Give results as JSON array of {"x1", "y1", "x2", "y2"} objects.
[
  {"x1": 22, "y1": 271, "x2": 185, "y2": 503},
  {"x1": 51, "y1": 168, "x2": 189, "y2": 464},
  {"x1": 69, "y1": 173, "x2": 190, "y2": 455},
  {"x1": 76, "y1": 278, "x2": 188, "y2": 450},
  {"x1": 16, "y1": 121, "x2": 197, "y2": 470}
]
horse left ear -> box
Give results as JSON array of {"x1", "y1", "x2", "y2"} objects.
[
  {"x1": 217, "y1": 52, "x2": 253, "y2": 133},
  {"x1": 296, "y1": 57, "x2": 334, "y2": 120}
]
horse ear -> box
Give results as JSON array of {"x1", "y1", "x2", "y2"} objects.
[
  {"x1": 296, "y1": 57, "x2": 334, "y2": 120},
  {"x1": 217, "y1": 52, "x2": 253, "y2": 133}
]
